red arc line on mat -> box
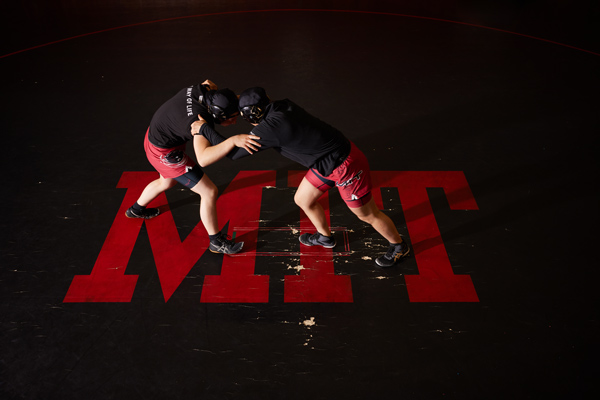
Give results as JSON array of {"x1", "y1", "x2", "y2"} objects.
[{"x1": 2, "y1": 9, "x2": 598, "y2": 58}]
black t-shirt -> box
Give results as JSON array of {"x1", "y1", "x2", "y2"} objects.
[
  {"x1": 148, "y1": 84, "x2": 214, "y2": 149},
  {"x1": 204, "y1": 99, "x2": 350, "y2": 176}
]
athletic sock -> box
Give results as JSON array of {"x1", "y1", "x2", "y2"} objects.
[
  {"x1": 209, "y1": 233, "x2": 221, "y2": 244},
  {"x1": 132, "y1": 202, "x2": 146, "y2": 212}
]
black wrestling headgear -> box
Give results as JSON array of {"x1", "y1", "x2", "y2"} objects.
[
  {"x1": 238, "y1": 87, "x2": 270, "y2": 124},
  {"x1": 204, "y1": 88, "x2": 239, "y2": 124}
]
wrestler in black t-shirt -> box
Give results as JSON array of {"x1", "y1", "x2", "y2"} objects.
[
  {"x1": 200, "y1": 99, "x2": 351, "y2": 176},
  {"x1": 148, "y1": 84, "x2": 216, "y2": 149},
  {"x1": 196, "y1": 86, "x2": 411, "y2": 267},
  {"x1": 125, "y1": 80, "x2": 252, "y2": 255}
]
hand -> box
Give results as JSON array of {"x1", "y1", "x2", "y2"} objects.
[
  {"x1": 202, "y1": 79, "x2": 218, "y2": 91},
  {"x1": 190, "y1": 115, "x2": 207, "y2": 135},
  {"x1": 232, "y1": 134, "x2": 261, "y2": 154}
]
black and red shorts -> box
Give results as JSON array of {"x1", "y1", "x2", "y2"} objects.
[
  {"x1": 143, "y1": 129, "x2": 204, "y2": 188},
  {"x1": 305, "y1": 142, "x2": 372, "y2": 208}
]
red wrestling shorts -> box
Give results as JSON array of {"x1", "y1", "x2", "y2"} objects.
[
  {"x1": 305, "y1": 142, "x2": 373, "y2": 208},
  {"x1": 143, "y1": 129, "x2": 196, "y2": 179}
]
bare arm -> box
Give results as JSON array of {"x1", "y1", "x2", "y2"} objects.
[
  {"x1": 202, "y1": 79, "x2": 218, "y2": 90},
  {"x1": 193, "y1": 135, "x2": 233, "y2": 167},
  {"x1": 191, "y1": 119, "x2": 261, "y2": 167}
]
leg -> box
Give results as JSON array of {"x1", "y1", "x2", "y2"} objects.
[
  {"x1": 189, "y1": 174, "x2": 243, "y2": 254},
  {"x1": 349, "y1": 197, "x2": 410, "y2": 267},
  {"x1": 294, "y1": 177, "x2": 331, "y2": 236},
  {"x1": 189, "y1": 174, "x2": 219, "y2": 235},
  {"x1": 126, "y1": 174, "x2": 176, "y2": 219},
  {"x1": 348, "y1": 197, "x2": 404, "y2": 244},
  {"x1": 137, "y1": 175, "x2": 177, "y2": 206}
]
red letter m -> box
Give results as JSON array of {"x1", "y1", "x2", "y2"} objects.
[{"x1": 64, "y1": 171, "x2": 275, "y2": 303}]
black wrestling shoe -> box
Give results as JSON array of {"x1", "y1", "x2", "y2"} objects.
[
  {"x1": 299, "y1": 232, "x2": 336, "y2": 249},
  {"x1": 375, "y1": 241, "x2": 411, "y2": 267},
  {"x1": 209, "y1": 233, "x2": 244, "y2": 255},
  {"x1": 125, "y1": 206, "x2": 160, "y2": 219}
]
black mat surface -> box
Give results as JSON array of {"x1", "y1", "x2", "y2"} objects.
[{"x1": 2, "y1": 2, "x2": 599, "y2": 399}]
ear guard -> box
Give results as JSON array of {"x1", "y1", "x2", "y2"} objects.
[
  {"x1": 204, "y1": 88, "x2": 239, "y2": 124},
  {"x1": 238, "y1": 87, "x2": 270, "y2": 124},
  {"x1": 208, "y1": 104, "x2": 229, "y2": 123},
  {"x1": 240, "y1": 105, "x2": 265, "y2": 124}
]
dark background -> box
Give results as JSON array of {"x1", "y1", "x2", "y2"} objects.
[{"x1": 1, "y1": 1, "x2": 599, "y2": 399}]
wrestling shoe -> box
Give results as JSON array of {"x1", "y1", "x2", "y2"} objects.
[
  {"x1": 125, "y1": 206, "x2": 160, "y2": 219},
  {"x1": 209, "y1": 233, "x2": 244, "y2": 255},
  {"x1": 375, "y1": 241, "x2": 411, "y2": 267},
  {"x1": 299, "y1": 232, "x2": 336, "y2": 249}
]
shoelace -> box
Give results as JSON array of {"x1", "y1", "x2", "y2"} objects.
[
  {"x1": 220, "y1": 234, "x2": 235, "y2": 245},
  {"x1": 385, "y1": 243, "x2": 403, "y2": 259}
]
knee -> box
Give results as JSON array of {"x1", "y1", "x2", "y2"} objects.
[
  {"x1": 356, "y1": 213, "x2": 373, "y2": 224},
  {"x1": 166, "y1": 180, "x2": 178, "y2": 190},
  {"x1": 293, "y1": 192, "x2": 304, "y2": 208},
  {"x1": 294, "y1": 192, "x2": 313, "y2": 209},
  {"x1": 201, "y1": 182, "x2": 218, "y2": 201},
  {"x1": 356, "y1": 208, "x2": 381, "y2": 225},
  {"x1": 155, "y1": 178, "x2": 176, "y2": 191}
]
